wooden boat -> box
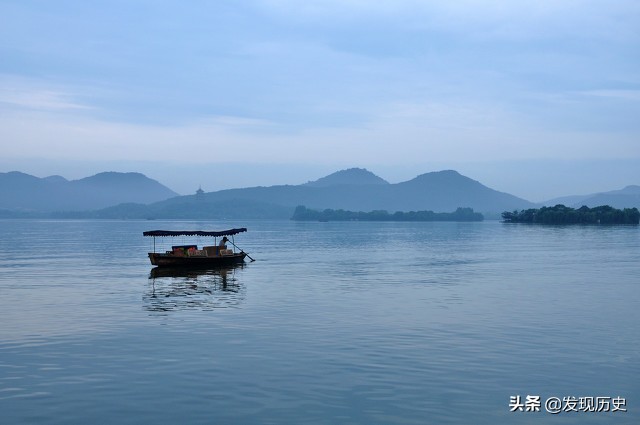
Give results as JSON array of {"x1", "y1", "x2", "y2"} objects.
[{"x1": 143, "y1": 228, "x2": 252, "y2": 267}]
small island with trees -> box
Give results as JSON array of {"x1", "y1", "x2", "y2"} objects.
[
  {"x1": 502, "y1": 204, "x2": 639, "y2": 224},
  {"x1": 291, "y1": 206, "x2": 483, "y2": 222}
]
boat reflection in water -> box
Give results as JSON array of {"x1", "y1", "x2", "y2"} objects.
[{"x1": 144, "y1": 264, "x2": 245, "y2": 312}]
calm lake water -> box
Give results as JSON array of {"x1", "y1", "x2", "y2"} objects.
[{"x1": 1, "y1": 219, "x2": 638, "y2": 424}]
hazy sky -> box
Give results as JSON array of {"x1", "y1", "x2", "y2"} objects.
[{"x1": 1, "y1": 0, "x2": 639, "y2": 201}]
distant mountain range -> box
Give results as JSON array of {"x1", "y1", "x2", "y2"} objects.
[
  {"x1": 541, "y1": 185, "x2": 640, "y2": 210},
  {"x1": 0, "y1": 171, "x2": 177, "y2": 214},
  {"x1": 1, "y1": 168, "x2": 637, "y2": 219},
  {"x1": 66, "y1": 168, "x2": 536, "y2": 219}
]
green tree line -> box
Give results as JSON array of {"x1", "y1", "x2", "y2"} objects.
[
  {"x1": 502, "y1": 205, "x2": 639, "y2": 224},
  {"x1": 292, "y1": 206, "x2": 483, "y2": 222}
]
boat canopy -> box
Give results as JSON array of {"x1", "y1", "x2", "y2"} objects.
[{"x1": 143, "y1": 228, "x2": 247, "y2": 237}]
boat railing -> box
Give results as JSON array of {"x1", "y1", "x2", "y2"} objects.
[{"x1": 154, "y1": 244, "x2": 238, "y2": 258}]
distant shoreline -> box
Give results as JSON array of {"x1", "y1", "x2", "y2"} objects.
[{"x1": 291, "y1": 206, "x2": 484, "y2": 222}]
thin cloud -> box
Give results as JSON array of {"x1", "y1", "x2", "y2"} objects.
[
  {"x1": 208, "y1": 115, "x2": 274, "y2": 128},
  {"x1": 258, "y1": 0, "x2": 640, "y2": 42},
  {"x1": 0, "y1": 79, "x2": 93, "y2": 111},
  {"x1": 577, "y1": 90, "x2": 640, "y2": 101},
  {"x1": 0, "y1": 0, "x2": 638, "y2": 200}
]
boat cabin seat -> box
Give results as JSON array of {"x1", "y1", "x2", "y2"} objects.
[{"x1": 204, "y1": 246, "x2": 219, "y2": 256}]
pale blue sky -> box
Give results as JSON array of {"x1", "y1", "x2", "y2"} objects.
[{"x1": 1, "y1": 0, "x2": 639, "y2": 200}]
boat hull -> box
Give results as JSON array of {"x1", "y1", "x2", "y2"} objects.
[{"x1": 148, "y1": 252, "x2": 246, "y2": 267}]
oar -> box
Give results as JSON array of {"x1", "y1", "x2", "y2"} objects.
[{"x1": 228, "y1": 240, "x2": 255, "y2": 262}]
